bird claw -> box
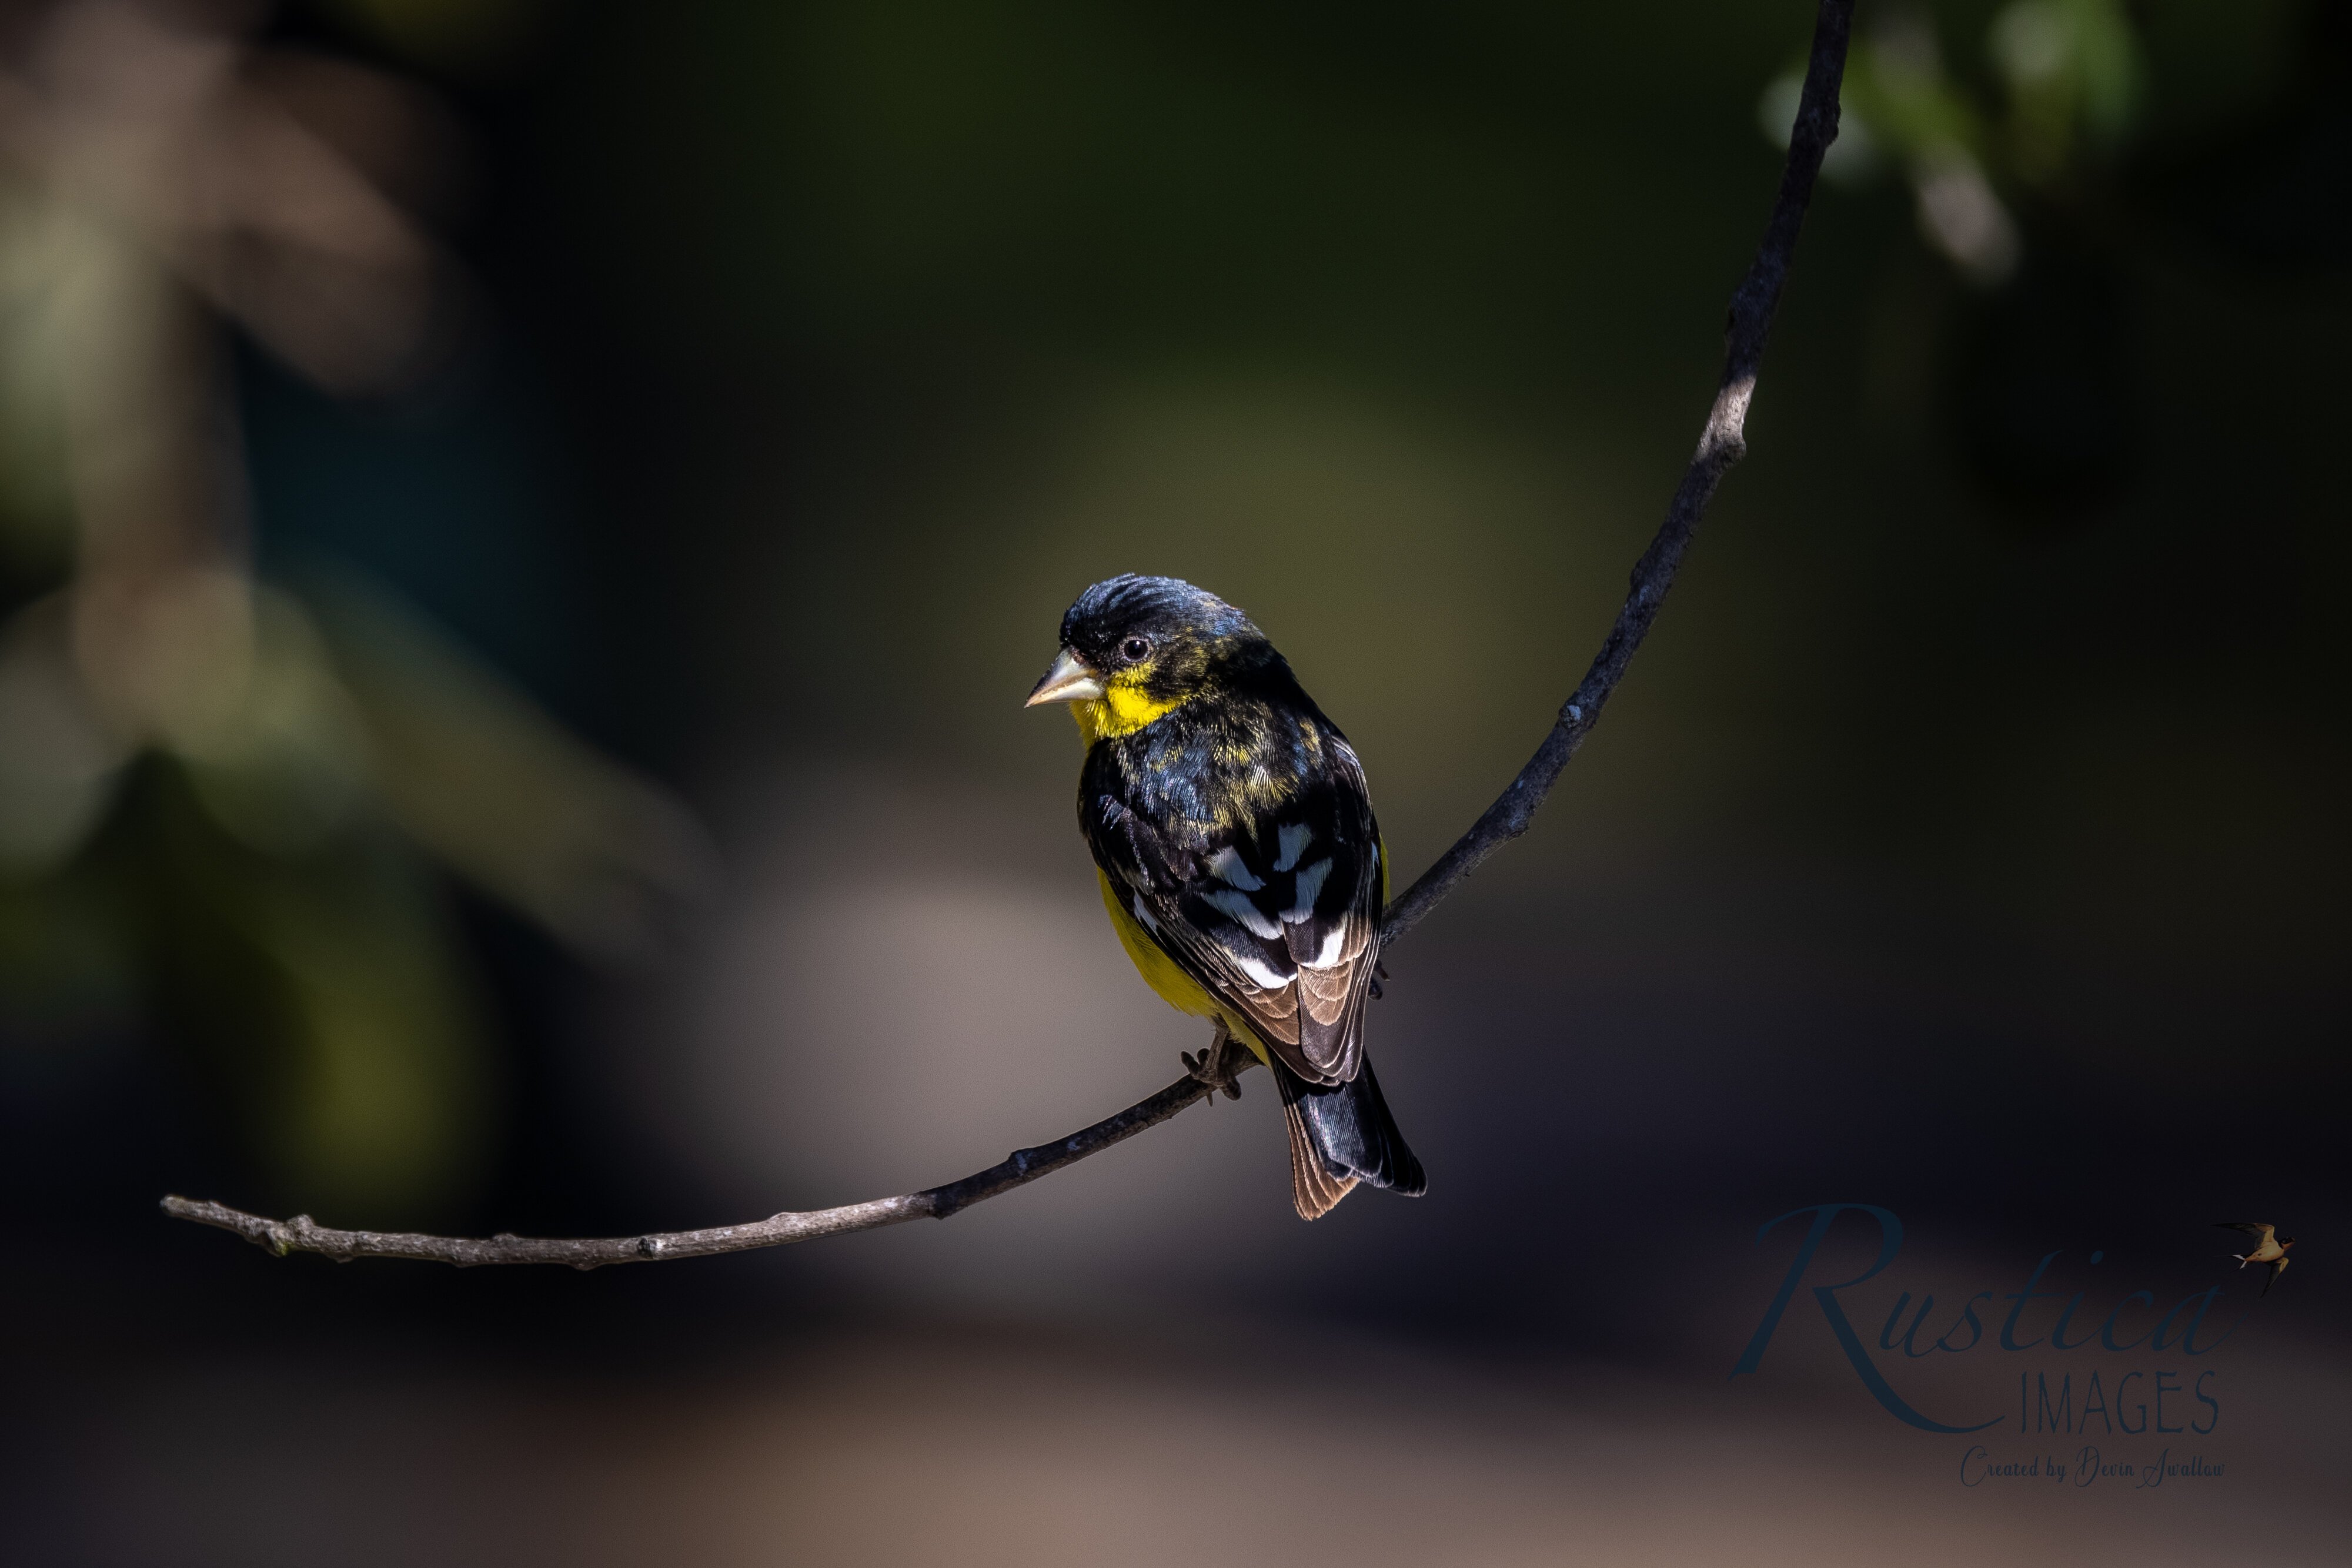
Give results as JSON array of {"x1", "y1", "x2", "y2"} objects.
[{"x1": 1183, "y1": 1031, "x2": 1244, "y2": 1101}]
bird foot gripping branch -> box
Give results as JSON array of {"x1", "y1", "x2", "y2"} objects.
[{"x1": 1180, "y1": 1024, "x2": 1250, "y2": 1102}]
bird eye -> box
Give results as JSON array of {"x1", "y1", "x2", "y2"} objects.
[{"x1": 1120, "y1": 636, "x2": 1151, "y2": 662}]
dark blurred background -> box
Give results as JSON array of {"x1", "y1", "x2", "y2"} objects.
[{"x1": 4, "y1": 1, "x2": 2345, "y2": 1562}]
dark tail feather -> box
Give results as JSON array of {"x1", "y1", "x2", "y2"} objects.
[
  {"x1": 1281, "y1": 1099, "x2": 1357, "y2": 1221},
  {"x1": 1275, "y1": 1053, "x2": 1426, "y2": 1220}
]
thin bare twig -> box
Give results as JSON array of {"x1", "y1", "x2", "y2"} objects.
[
  {"x1": 162, "y1": 0, "x2": 1855, "y2": 1268},
  {"x1": 163, "y1": 1072, "x2": 1220, "y2": 1267}
]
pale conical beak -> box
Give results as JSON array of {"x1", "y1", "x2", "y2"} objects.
[{"x1": 1025, "y1": 646, "x2": 1105, "y2": 706}]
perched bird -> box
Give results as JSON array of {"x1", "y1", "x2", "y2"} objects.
[
  {"x1": 1027, "y1": 575, "x2": 1425, "y2": 1219},
  {"x1": 2216, "y1": 1222, "x2": 2296, "y2": 1296}
]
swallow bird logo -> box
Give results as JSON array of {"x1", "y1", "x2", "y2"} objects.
[{"x1": 2215, "y1": 1222, "x2": 2295, "y2": 1296}]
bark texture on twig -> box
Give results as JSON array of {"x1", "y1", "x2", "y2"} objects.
[
  {"x1": 163, "y1": 1069, "x2": 1232, "y2": 1268},
  {"x1": 162, "y1": 0, "x2": 1853, "y2": 1269}
]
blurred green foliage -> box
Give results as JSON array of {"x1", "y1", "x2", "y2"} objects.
[
  {"x1": 0, "y1": 0, "x2": 700, "y2": 1219},
  {"x1": 1766, "y1": 2, "x2": 2313, "y2": 279}
]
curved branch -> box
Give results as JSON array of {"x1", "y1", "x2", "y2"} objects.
[
  {"x1": 161, "y1": 0, "x2": 1854, "y2": 1268},
  {"x1": 164, "y1": 1069, "x2": 1230, "y2": 1268},
  {"x1": 1381, "y1": 0, "x2": 1852, "y2": 944}
]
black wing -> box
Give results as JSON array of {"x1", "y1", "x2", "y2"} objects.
[
  {"x1": 1086, "y1": 734, "x2": 1382, "y2": 1086},
  {"x1": 2215, "y1": 1222, "x2": 2274, "y2": 1239}
]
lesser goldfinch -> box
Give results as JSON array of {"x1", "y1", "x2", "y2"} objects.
[{"x1": 1026, "y1": 574, "x2": 1425, "y2": 1219}]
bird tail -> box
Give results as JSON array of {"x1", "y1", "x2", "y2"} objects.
[{"x1": 1275, "y1": 1053, "x2": 1426, "y2": 1221}]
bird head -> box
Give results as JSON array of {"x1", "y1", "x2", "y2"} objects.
[{"x1": 1026, "y1": 574, "x2": 1274, "y2": 741}]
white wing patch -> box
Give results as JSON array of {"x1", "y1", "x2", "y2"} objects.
[
  {"x1": 1131, "y1": 894, "x2": 1160, "y2": 934},
  {"x1": 1231, "y1": 950, "x2": 1292, "y2": 989},
  {"x1": 1204, "y1": 887, "x2": 1284, "y2": 940},
  {"x1": 1207, "y1": 845, "x2": 1263, "y2": 890},
  {"x1": 1284, "y1": 857, "x2": 1331, "y2": 922},
  {"x1": 1274, "y1": 823, "x2": 1312, "y2": 872}
]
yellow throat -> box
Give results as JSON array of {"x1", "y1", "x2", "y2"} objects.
[{"x1": 1071, "y1": 678, "x2": 1187, "y2": 744}]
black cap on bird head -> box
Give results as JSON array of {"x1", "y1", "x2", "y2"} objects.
[{"x1": 1025, "y1": 574, "x2": 1277, "y2": 710}]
